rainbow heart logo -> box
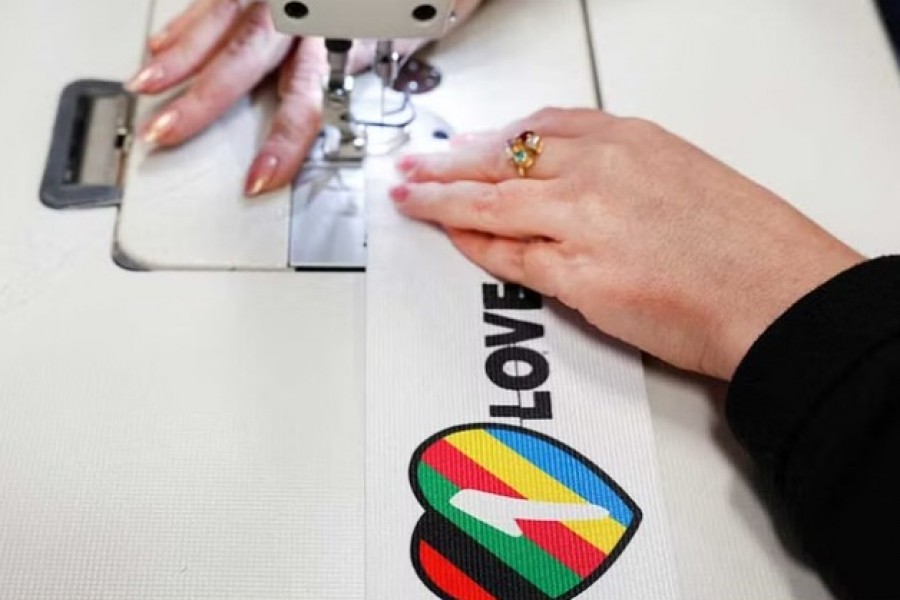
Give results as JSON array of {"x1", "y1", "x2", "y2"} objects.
[{"x1": 409, "y1": 424, "x2": 642, "y2": 600}]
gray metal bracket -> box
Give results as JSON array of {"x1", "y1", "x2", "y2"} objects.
[{"x1": 40, "y1": 80, "x2": 134, "y2": 209}]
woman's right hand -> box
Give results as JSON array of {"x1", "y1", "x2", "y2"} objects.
[{"x1": 392, "y1": 108, "x2": 865, "y2": 379}]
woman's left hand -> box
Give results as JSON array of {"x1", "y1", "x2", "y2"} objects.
[
  {"x1": 128, "y1": 0, "x2": 484, "y2": 197},
  {"x1": 391, "y1": 108, "x2": 863, "y2": 379}
]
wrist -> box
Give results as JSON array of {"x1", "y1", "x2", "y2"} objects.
[{"x1": 711, "y1": 245, "x2": 865, "y2": 380}]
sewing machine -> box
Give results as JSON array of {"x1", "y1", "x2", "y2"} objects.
[
  {"x1": 265, "y1": 0, "x2": 456, "y2": 157},
  {"x1": 3, "y1": 0, "x2": 900, "y2": 598},
  {"x1": 44, "y1": 1, "x2": 462, "y2": 272},
  {"x1": 260, "y1": 0, "x2": 458, "y2": 269}
]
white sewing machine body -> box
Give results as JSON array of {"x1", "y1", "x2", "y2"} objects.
[
  {"x1": 110, "y1": 1, "x2": 458, "y2": 271},
  {"x1": 266, "y1": 0, "x2": 457, "y2": 39},
  {"x1": 2, "y1": 0, "x2": 900, "y2": 598}
]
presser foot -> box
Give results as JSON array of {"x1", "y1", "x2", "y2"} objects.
[{"x1": 288, "y1": 108, "x2": 452, "y2": 271}]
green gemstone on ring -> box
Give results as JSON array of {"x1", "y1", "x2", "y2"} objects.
[{"x1": 513, "y1": 150, "x2": 529, "y2": 163}]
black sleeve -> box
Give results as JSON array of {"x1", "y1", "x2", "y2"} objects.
[{"x1": 726, "y1": 256, "x2": 900, "y2": 600}]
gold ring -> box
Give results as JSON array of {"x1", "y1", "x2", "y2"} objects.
[{"x1": 505, "y1": 130, "x2": 544, "y2": 177}]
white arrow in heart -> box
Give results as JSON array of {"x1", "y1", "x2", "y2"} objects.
[{"x1": 449, "y1": 489, "x2": 610, "y2": 537}]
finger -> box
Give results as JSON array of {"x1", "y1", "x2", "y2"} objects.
[
  {"x1": 449, "y1": 229, "x2": 527, "y2": 282},
  {"x1": 446, "y1": 229, "x2": 566, "y2": 299},
  {"x1": 503, "y1": 107, "x2": 612, "y2": 139},
  {"x1": 398, "y1": 135, "x2": 575, "y2": 184},
  {"x1": 148, "y1": 0, "x2": 219, "y2": 54},
  {"x1": 442, "y1": 107, "x2": 610, "y2": 146},
  {"x1": 391, "y1": 179, "x2": 571, "y2": 239},
  {"x1": 139, "y1": 3, "x2": 292, "y2": 147},
  {"x1": 247, "y1": 38, "x2": 328, "y2": 196},
  {"x1": 449, "y1": 132, "x2": 494, "y2": 147},
  {"x1": 443, "y1": 107, "x2": 611, "y2": 150},
  {"x1": 127, "y1": 0, "x2": 245, "y2": 94},
  {"x1": 276, "y1": 39, "x2": 302, "y2": 99}
]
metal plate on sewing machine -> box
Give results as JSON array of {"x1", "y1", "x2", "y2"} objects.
[
  {"x1": 288, "y1": 106, "x2": 452, "y2": 270},
  {"x1": 116, "y1": 71, "x2": 450, "y2": 272},
  {"x1": 288, "y1": 148, "x2": 366, "y2": 270}
]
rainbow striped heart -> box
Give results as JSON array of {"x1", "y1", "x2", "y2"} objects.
[{"x1": 409, "y1": 424, "x2": 641, "y2": 600}]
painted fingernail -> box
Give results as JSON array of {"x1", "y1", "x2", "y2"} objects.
[
  {"x1": 396, "y1": 156, "x2": 418, "y2": 173},
  {"x1": 142, "y1": 110, "x2": 178, "y2": 144},
  {"x1": 126, "y1": 63, "x2": 165, "y2": 93},
  {"x1": 148, "y1": 28, "x2": 171, "y2": 52},
  {"x1": 390, "y1": 185, "x2": 410, "y2": 203},
  {"x1": 246, "y1": 155, "x2": 280, "y2": 197}
]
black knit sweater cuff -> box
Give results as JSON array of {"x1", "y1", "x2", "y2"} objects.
[{"x1": 726, "y1": 255, "x2": 900, "y2": 478}]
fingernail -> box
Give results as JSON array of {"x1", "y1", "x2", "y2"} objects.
[
  {"x1": 390, "y1": 185, "x2": 409, "y2": 203},
  {"x1": 142, "y1": 110, "x2": 178, "y2": 144},
  {"x1": 148, "y1": 28, "x2": 171, "y2": 52},
  {"x1": 246, "y1": 155, "x2": 280, "y2": 197},
  {"x1": 396, "y1": 155, "x2": 418, "y2": 173},
  {"x1": 126, "y1": 63, "x2": 165, "y2": 93}
]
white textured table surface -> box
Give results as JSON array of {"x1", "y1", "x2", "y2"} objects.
[{"x1": 1, "y1": 0, "x2": 899, "y2": 598}]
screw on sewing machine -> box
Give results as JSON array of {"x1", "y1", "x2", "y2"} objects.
[
  {"x1": 283, "y1": 2, "x2": 308, "y2": 19},
  {"x1": 412, "y1": 5, "x2": 438, "y2": 21}
]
